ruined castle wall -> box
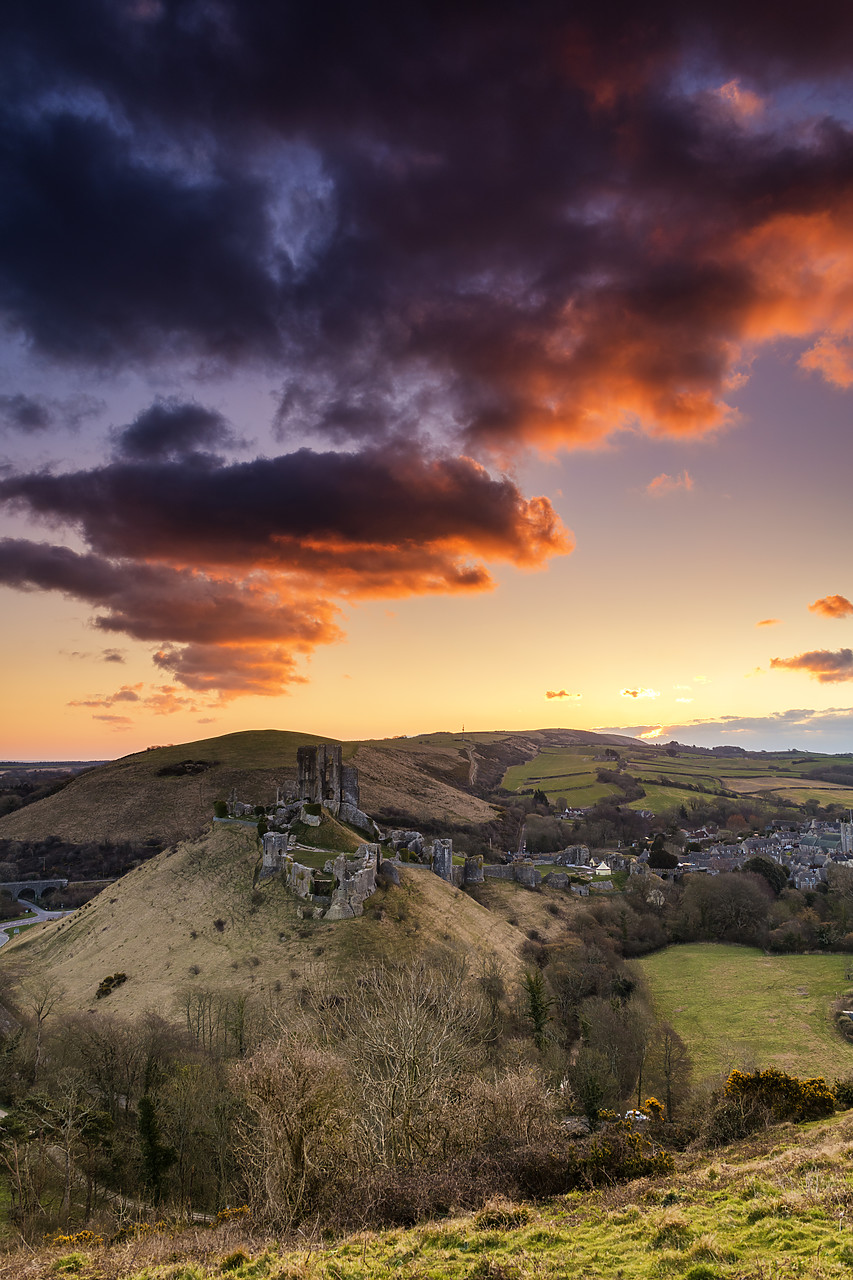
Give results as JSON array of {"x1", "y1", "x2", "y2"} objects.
[
  {"x1": 431, "y1": 838, "x2": 454, "y2": 882},
  {"x1": 482, "y1": 864, "x2": 515, "y2": 880},
  {"x1": 297, "y1": 746, "x2": 320, "y2": 804}
]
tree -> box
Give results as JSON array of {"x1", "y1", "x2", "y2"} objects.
[
  {"x1": 648, "y1": 834, "x2": 679, "y2": 869},
  {"x1": 18, "y1": 978, "x2": 64, "y2": 1085},
  {"x1": 522, "y1": 969, "x2": 553, "y2": 1051},
  {"x1": 742, "y1": 856, "x2": 788, "y2": 895},
  {"x1": 645, "y1": 1022, "x2": 692, "y2": 1121},
  {"x1": 235, "y1": 1038, "x2": 349, "y2": 1225},
  {"x1": 137, "y1": 1095, "x2": 175, "y2": 1204}
]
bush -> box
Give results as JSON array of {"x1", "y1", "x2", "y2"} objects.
[
  {"x1": 834, "y1": 1077, "x2": 853, "y2": 1109},
  {"x1": 704, "y1": 1068, "x2": 835, "y2": 1143},
  {"x1": 213, "y1": 800, "x2": 228, "y2": 819},
  {"x1": 95, "y1": 972, "x2": 127, "y2": 999},
  {"x1": 724, "y1": 1067, "x2": 834, "y2": 1121}
]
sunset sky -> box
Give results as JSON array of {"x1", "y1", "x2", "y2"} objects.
[{"x1": 2, "y1": 0, "x2": 853, "y2": 759}]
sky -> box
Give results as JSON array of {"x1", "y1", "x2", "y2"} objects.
[{"x1": 1, "y1": 0, "x2": 853, "y2": 759}]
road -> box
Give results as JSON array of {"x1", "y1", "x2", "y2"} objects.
[{"x1": 0, "y1": 897, "x2": 73, "y2": 948}]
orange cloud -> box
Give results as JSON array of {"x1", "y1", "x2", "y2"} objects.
[
  {"x1": 68, "y1": 683, "x2": 144, "y2": 709},
  {"x1": 809, "y1": 594, "x2": 853, "y2": 619},
  {"x1": 621, "y1": 687, "x2": 660, "y2": 699},
  {"x1": 716, "y1": 80, "x2": 764, "y2": 120},
  {"x1": 0, "y1": 445, "x2": 573, "y2": 698},
  {"x1": 646, "y1": 470, "x2": 694, "y2": 497},
  {"x1": 757, "y1": 618, "x2": 780, "y2": 627},
  {"x1": 799, "y1": 335, "x2": 853, "y2": 388},
  {"x1": 545, "y1": 689, "x2": 582, "y2": 700},
  {"x1": 770, "y1": 648, "x2": 853, "y2": 683}
]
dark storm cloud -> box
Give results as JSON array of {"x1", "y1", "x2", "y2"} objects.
[
  {"x1": 0, "y1": 538, "x2": 341, "y2": 648},
  {"x1": 0, "y1": 393, "x2": 102, "y2": 432},
  {"x1": 0, "y1": 444, "x2": 569, "y2": 577},
  {"x1": 0, "y1": 2, "x2": 852, "y2": 448},
  {"x1": 112, "y1": 399, "x2": 242, "y2": 460},
  {"x1": 0, "y1": 440, "x2": 568, "y2": 694},
  {"x1": 3, "y1": 1, "x2": 853, "y2": 697}
]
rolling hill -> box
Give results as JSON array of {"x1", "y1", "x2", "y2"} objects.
[{"x1": 0, "y1": 726, "x2": 640, "y2": 850}]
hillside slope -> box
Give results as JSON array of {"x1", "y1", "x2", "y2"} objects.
[
  {"x1": 0, "y1": 824, "x2": 528, "y2": 1020},
  {"x1": 6, "y1": 1087, "x2": 853, "y2": 1277},
  {"x1": 0, "y1": 726, "x2": 640, "y2": 849}
]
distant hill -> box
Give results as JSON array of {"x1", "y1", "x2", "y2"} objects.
[{"x1": 0, "y1": 726, "x2": 641, "y2": 849}]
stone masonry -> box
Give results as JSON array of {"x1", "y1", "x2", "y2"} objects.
[{"x1": 296, "y1": 744, "x2": 377, "y2": 834}]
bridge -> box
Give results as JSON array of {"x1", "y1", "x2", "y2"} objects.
[{"x1": 0, "y1": 879, "x2": 69, "y2": 900}]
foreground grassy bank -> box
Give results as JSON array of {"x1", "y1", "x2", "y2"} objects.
[
  {"x1": 639, "y1": 943, "x2": 853, "y2": 1083},
  {"x1": 7, "y1": 1111, "x2": 853, "y2": 1279}
]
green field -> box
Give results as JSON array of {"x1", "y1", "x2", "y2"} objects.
[
  {"x1": 501, "y1": 744, "x2": 853, "y2": 818},
  {"x1": 639, "y1": 943, "x2": 853, "y2": 1084},
  {"x1": 502, "y1": 747, "x2": 620, "y2": 805},
  {"x1": 627, "y1": 784, "x2": 693, "y2": 813}
]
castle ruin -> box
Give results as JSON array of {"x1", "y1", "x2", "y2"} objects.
[{"x1": 295, "y1": 743, "x2": 371, "y2": 830}]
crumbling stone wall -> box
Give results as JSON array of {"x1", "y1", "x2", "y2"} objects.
[
  {"x1": 263, "y1": 841, "x2": 380, "y2": 919},
  {"x1": 296, "y1": 744, "x2": 377, "y2": 834},
  {"x1": 431, "y1": 838, "x2": 453, "y2": 882}
]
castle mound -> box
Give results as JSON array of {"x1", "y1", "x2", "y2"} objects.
[{"x1": 0, "y1": 824, "x2": 527, "y2": 1021}]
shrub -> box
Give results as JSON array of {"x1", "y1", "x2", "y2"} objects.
[
  {"x1": 834, "y1": 1077, "x2": 853, "y2": 1108},
  {"x1": 705, "y1": 1068, "x2": 834, "y2": 1144},
  {"x1": 213, "y1": 799, "x2": 228, "y2": 819},
  {"x1": 220, "y1": 1250, "x2": 250, "y2": 1271},
  {"x1": 724, "y1": 1068, "x2": 834, "y2": 1122},
  {"x1": 474, "y1": 1201, "x2": 530, "y2": 1230},
  {"x1": 95, "y1": 972, "x2": 127, "y2": 999}
]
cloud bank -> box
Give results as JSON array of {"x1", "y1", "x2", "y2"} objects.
[{"x1": 3, "y1": 1, "x2": 853, "y2": 698}]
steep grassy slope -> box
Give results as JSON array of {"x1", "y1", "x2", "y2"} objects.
[
  {"x1": 639, "y1": 942, "x2": 853, "y2": 1083},
  {"x1": 0, "y1": 824, "x2": 527, "y2": 1020},
  {"x1": 10, "y1": 1107, "x2": 853, "y2": 1278}
]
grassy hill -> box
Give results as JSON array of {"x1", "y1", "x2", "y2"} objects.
[
  {"x1": 9, "y1": 1102, "x2": 853, "y2": 1277},
  {"x1": 639, "y1": 942, "x2": 853, "y2": 1084},
  {"x1": 0, "y1": 728, "x2": 502, "y2": 849},
  {"x1": 0, "y1": 823, "x2": 530, "y2": 1021},
  {"x1": 0, "y1": 726, "x2": 641, "y2": 853}
]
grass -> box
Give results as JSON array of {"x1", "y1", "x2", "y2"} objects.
[
  {"x1": 639, "y1": 943, "x2": 853, "y2": 1084},
  {"x1": 4, "y1": 921, "x2": 37, "y2": 937},
  {"x1": 500, "y1": 744, "x2": 853, "y2": 819},
  {"x1": 10, "y1": 1111, "x2": 853, "y2": 1278}
]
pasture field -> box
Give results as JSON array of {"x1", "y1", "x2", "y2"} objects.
[
  {"x1": 502, "y1": 743, "x2": 853, "y2": 818},
  {"x1": 639, "y1": 943, "x2": 853, "y2": 1084},
  {"x1": 502, "y1": 748, "x2": 620, "y2": 805},
  {"x1": 774, "y1": 788, "x2": 853, "y2": 806},
  {"x1": 627, "y1": 784, "x2": 692, "y2": 814},
  {"x1": 502, "y1": 748, "x2": 598, "y2": 789}
]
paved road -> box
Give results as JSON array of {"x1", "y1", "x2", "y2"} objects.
[{"x1": 0, "y1": 898, "x2": 72, "y2": 948}]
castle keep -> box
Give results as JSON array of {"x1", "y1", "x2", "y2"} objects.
[{"x1": 296, "y1": 743, "x2": 367, "y2": 829}]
